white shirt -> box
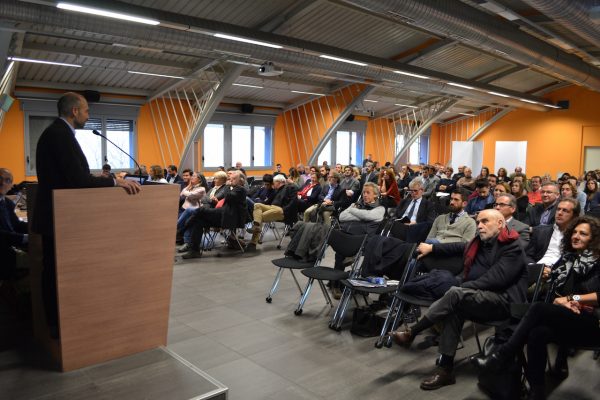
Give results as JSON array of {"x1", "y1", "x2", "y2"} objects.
[
  {"x1": 402, "y1": 197, "x2": 422, "y2": 223},
  {"x1": 537, "y1": 224, "x2": 563, "y2": 266}
]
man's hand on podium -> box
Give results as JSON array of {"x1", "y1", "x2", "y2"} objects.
[{"x1": 116, "y1": 178, "x2": 141, "y2": 194}]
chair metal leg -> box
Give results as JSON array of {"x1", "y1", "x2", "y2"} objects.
[
  {"x1": 375, "y1": 296, "x2": 401, "y2": 348},
  {"x1": 289, "y1": 269, "x2": 303, "y2": 295},
  {"x1": 330, "y1": 287, "x2": 353, "y2": 331},
  {"x1": 266, "y1": 267, "x2": 284, "y2": 303},
  {"x1": 295, "y1": 278, "x2": 314, "y2": 315},
  {"x1": 277, "y1": 225, "x2": 290, "y2": 249},
  {"x1": 317, "y1": 280, "x2": 333, "y2": 307}
]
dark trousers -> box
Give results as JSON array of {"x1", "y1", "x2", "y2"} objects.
[
  {"x1": 425, "y1": 286, "x2": 510, "y2": 356},
  {"x1": 502, "y1": 302, "x2": 600, "y2": 385},
  {"x1": 190, "y1": 208, "x2": 225, "y2": 249},
  {"x1": 41, "y1": 235, "x2": 58, "y2": 327}
]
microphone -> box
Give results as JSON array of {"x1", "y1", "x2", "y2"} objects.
[{"x1": 92, "y1": 129, "x2": 143, "y2": 185}]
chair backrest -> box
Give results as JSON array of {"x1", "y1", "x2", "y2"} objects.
[
  {"x1": 327, "y1": 229, "x2": 368, "y2": 258},
  {"x1": 527, "y1": 263, "x2": 545, "y2": 303}
]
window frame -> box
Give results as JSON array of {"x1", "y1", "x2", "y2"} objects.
[
  {"x1": 316, "y1": 120, "x2": 366, "y2": 166},
  {"x1": 201, "y1": 112, "x2": 275, "y2": 171},
  {"x1": 21, "y1": 98, "x2": 140, "y2": 176}
]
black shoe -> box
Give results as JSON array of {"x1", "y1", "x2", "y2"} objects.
[
  {"x1": 181, "y1": 249, "x2": 202, "y2": 259},
  {"x1": 470, "y1": 351, "x2": 507, "y2": 372},
  {"x1": 550, "y1": 354, "x2": 569, "y2": 381},
  {"x1": 420, "y1": 366, "x2": 455, "y2": 390},
  {"x1": 527, "y1": 384, "x2": 546, "y2": 400},
  {"x1": 245, "y1": 243, "x2": 257, "y2": 252}
]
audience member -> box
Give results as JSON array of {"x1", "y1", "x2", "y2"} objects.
[
  {"x1": 567, "y1": 176, "x2": 587, "y2": 213},
  {"x1": 584, "y1": 179, "x2": 598, "y2": 213},
  {"x1": 424, "y1": 190, "x2": 477, "y2": 244},
  {"x1": 496, "y1": 167, "x2": 508, "y2": 183},
  {"x1": 339, "y1": 165, "x2": 360, "y2": 208},
  {"x1": 493, "y1": 193, "x2": 530, "y2": 244},
  {"x1": 476, "y1": 166, "x2": 490, "y2": 180},
  {"x1": 378, "y1": 167, "x2": 401, "y2": 207},
  {"x1": 472, "y1": 215, "x2": 600, "y2": 400},
  {"x1": 251, "y1": 174, "x2": 276, "y2": 205},
  {"x1": 465, "y1": 179, "x2": 494, "y2": 215},
  {"x1": 273, "y1": 163, "x2": 287, "y2": 179},
  {"x1": 527, "y1": 175, "x2": 543, "y2": 205},
  {"x1": 0, "y1": 168, "x2": 28, "y2": 279},
  {"x1": 303, "y1": 171, "x2": 344, "y2": 225},
  {"x1": 148, "y1": 165, "x2": 168, "y2": 183},
  {"x1": 166, "y1": 165, "x2": 182, "y2": 184},
  {"x1": 391, "y1": 209, "x2": 527, "y2": 390},
  {"x1": 421, "y1": 166, "x2": 440, "y2": 199},
  {"x1": 527, "y1": 183, "x2": 560, "y2": 227},
  {"x1": 100, "y1": 163, "x2": 114, "y2": 178},
  {"x1": 296, "y1": 171, "x2": 322, "y2": 213},
  {"x1": 452, "y1": 165, "x2": 465, "y2": 181},
  {"x1": 246, "y1": 174, "x2": 297, "y2": 252},
  {"x1": 180, "y1": 168, "x2": 192, "y2": 190},
  {"x1": 361, "y1": 162, "x2": 378, "y2": 187},
  {"x1": 397, "y1": 164, "x2": 412, "y2": 192},
  {"x1": 396, "y1": 178, "x2": 436, "y2": 225},
  {"x1": 287, "y1": 167, "x2": 303, "y2": 188},
  {"x1": 510, "y1": 180, "x2": 530, "y2": 221},
  {"x1": 456, "y1": 167, "x2": 476, "y2": 192}
]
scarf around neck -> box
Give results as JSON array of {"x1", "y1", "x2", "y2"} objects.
[{"x1": 552, "y1": 249, "x2": 598, "y2": 290}]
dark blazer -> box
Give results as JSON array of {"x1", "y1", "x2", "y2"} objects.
[
  {"x1": 318, "y1": 184, "x2": 345, "y2": 209},
  {"x1": 525, "y1": 224, "x2": 554, "y2": 264},
  {"x1": 221, "y1": 186, "x2": 248, "y2": 229},
  {"x1": 526, "y1": 202, "x2": 557, "y2": 227},
  {"x1": 167, "y1": 174, "x2": 183, "y2": 185},
  {"x1": 33, "y1": 118, "x2": 114, "y2": 236},
  {"x1": 271, "y1": 184, "x2": 298, "y2": 224},
  {"x1": 0, "y1": 198, "x2": 28, "y2": 245},
  {"x1": 201, "y1": 184, "x2": 228, "y2": 208},
  {"x1": 297, "y1": 181, "x2": 322, "y2": 212},
  {"x1": 361, "y1": 172, "x2": 379, "y2": 186},
  {"x1": 395, "y1": 197, "x2": 436, "y2": 224}
]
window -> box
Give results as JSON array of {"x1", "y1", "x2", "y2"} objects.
[
  {"x1": 316, "y1": 121, "x2": 365, "y2": 166},
  {"x1": 202, "y1": 113, "x2": 274, "y2": 169},
  {"x1": 23, "y1": 99, "x2": 139, "y2": 175},
  {"x1": 395, "y1": 127, "x2": 430, "y2": 165}
]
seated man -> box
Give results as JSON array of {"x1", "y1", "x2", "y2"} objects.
[
  {"x1": 393, "y1": 178, "x2": 436, "y2": 241},
  {"x1": 425, "y1": 190, "x2": 477, "y2": 245},
  {"x1": 0, "y1": 168, "x2": 28, "y2": 279},
  {"x1": 246, "y1": 174, "x2": 297, "y2": 252},
  {"x1": 526, "y1": 182, "x2": 559, "y2": 227},
  {"x1": 390, "y1": 209, "x2": 527, "y2": 391},
  {"x1": 166, "y1": 164, "x2": 183, "y2": 185},
  {"x1": 493, "y1": 193, "x2": 530, "y2": 245},
  {"x1": 456, "y1": 167, "x2": 476, "y2": 192},
  {"x1": 465, "y1": 179, "x2": 494, "y2": 215},
  {"x1": 181, "y1": 171, "x2": 247, "y2": 259},
  {"x1": 303, "y1": 171, "x2": 344, "y2": 225},
  {"x1": 421, "y1": 165, "x2": 440, "y2": 199},
  {"x1": 339, "y1": 165, "x2": 360, "y2": 209},
  {"x1": 250, "y1": 174, "x2": 276, "y2": 205}
]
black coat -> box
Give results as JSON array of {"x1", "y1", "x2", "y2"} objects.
[
  {"x1": 33, "y1": 118, "x2": 114, "y2": 236},
  {"x1": 0, "y1": 198, "x2": 28, "y2": 245},
  {"x1": 395, "y1": 197, "x2": 436, "y2": 224},
  {"x1": 318, "y1": 184, "x2": 344, "y2": 209},
  {"x1": 272, "y1": 184, "x2": 299, "y2": 224},
  {"x1": 220, "y1": 186, "x2": 248, "y2": 229},
  {"x1": 525, "y1": 224, "x2": 554, "y2": 264}
]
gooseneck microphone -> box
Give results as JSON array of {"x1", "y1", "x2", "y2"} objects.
[{"x1": 92, "y1": 129, "x2": 143, "y2": 185}]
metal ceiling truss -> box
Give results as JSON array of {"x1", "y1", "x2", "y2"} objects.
[{"x1": 387, "y1": 97, "x2": 457, "y2": 165}]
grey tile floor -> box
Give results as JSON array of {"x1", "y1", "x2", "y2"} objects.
[{"x1": 2, "y1": 228, "x2": 599, "y2": 399}]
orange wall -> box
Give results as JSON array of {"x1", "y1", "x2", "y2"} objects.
[{"x1": 0, "y1": 99, "x2": 27, "y2": 183}]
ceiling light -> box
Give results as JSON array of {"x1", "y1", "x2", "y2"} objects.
[
  {"x1": 8, "y1": 56, "x2": 81, "y2": 68},
  {"x1": 544, "y1": 103, "x2": 562, "y2": 109},
  {"x1": 319, "y1": 55, "x2": 367, "y2": 67},
  {"x1": 233, "y1": 83, "x2": 263, "y2": 89},
  {"x1": 394, "y1": 70, "x2": 430, "y2": 80},
  {"x1": 57, "y1": 2, "x2": 160, "y2": 25},
  {"x1": 459, "y1": 113, "x2": 476, "y2": 116},
  {"x1": 214, "y1": 33, "x2": 282, "y2": 49},
  {"x1": 291, "y1": 90, "x2": 326, "y2": 96},
  {"x1": 487, "y1": 91, "x2": 510, "y2": 98},
  {"x1": 448, "y1": 82, "x2": 475, "y2": 90},
  {"x1": 519, "y1": 98, "x2": 539, "y2": 104},
  {"x1": 364, "y1": 99, "x2": 379, "y2": 103},
  {"x1": 128, "y1": 70, "x2": 184, "y2": 79},
  {"x1": 395, "y1": 103, "x2": 418, "y2": 108}
]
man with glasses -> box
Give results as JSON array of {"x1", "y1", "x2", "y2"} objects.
[
  {"x1": 493, "y1": 193, "x2": 530, "y2": 244},
  {"x1": 1, "y1": 168, "x2": 29, "y2": 280},
  {"x1": 396, "y1": 178, "x2": 435, "y2": 225},
  {"x1": 526, "y1": 182, "x2": 559, "y2": 227}
]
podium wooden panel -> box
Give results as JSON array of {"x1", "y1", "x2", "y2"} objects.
[{"x1": 51, "y1": 185, "x2": 179, "y2": 371}]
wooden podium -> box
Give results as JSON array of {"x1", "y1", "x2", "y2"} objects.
[{"x1": 33, "y1": 184, "x2": 179, "y2": 371}]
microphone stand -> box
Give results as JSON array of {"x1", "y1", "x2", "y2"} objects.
[{"x1": 92, "y1": 129, "x2": 143, "y2": 185}]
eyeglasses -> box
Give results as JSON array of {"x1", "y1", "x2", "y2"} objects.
[
  {"x1": 540, "y1": 190, "x2": 557, "y2": 195},
  {"x1": 1, "y1": 177, "x2": 13, "y2": 184},
  {"x1": 493, "y1": 202, "x2": 511, "y2": 207},
  {"x1": 409, "y1": 189, "x2": 422, "y2": 193}
]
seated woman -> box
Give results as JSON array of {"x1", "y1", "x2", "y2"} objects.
[
  {"x1": 378, "y1": 167, "x2": 401, "y2": 208},
  {"x1": 561, "y1": 180, "x2": 585, "y2": 215},
  {"x1": 296, "y1": 171, "x2": 322, "y2": 213},
  {"x1": 584, "y1": 179, "x2": 598, "y2": 213},
  {"x1": 510, "y1": 180, "x2": 529, "y2": 221},
  {"x1": 147, "y1": 165, "x2": 168, "y2": 183},
  {"x1": 472, "y1": 215, "x2": 600, "y2": 400}
]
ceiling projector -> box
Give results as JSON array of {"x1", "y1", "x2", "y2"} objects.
[{"x1": 258, "y1": 61, "x2": 283, "y2": 76}]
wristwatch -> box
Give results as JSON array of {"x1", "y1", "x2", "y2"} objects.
[{"x1": 572, "y1": 294, "x2": 581, "y2": 302}]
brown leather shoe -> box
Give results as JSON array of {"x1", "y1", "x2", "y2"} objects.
[
  {"x1": 389, "y1": 328, "x2": 414, "y2": 348},
  {"x1": 420, "y1": 367, "x2": 456, "y2": 390}
]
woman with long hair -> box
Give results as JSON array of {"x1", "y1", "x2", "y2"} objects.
[
  {"x1": 472, "y1": 215, "x2": 600, "y2": 400},
  {"x1": 496, "y1": 167, "x2": 508, "y2": 183},
  {"x1": 584, "y1": 180, "x2": 598, "y2": 213},
  {"x1": 510, "y1": 180, "x2": 529, "y2": 221},
  {"x1": 477, "y1": 166, "x2": 490, "y2": 180},
  {"x1": 378, "y1": 167, "x2": 401, "y2": 208}
]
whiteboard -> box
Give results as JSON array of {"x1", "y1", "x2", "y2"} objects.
[
  {"x1": 451, "y1": 141, "x2": 483, "y2": 173},
  {"x1": 495, "y1": 141, "x2": 527, "y2": 174}
]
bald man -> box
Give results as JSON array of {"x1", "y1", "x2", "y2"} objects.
[
  {"x1": 33, "y1": 92, "x2": 140, "y2": 335},
  {"x1": 390, "y1": 209, "x2": 527, "y2": 391}
]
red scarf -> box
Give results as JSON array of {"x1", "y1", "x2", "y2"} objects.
[
  {"x1": 298, "y1": 182, "x2": 317, "y2": 199},
  {"x1": 463, "y1": 226, "x2": 519, "y2": 279}
]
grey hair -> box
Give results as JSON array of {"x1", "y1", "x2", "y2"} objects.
[
  {"x1": 363, "y1": 181, "x2": 380, "y2": 196},
  {"x1": 273, "y1": 174, "x2": 286, "y2": 183},
  {"x1": 498, "y1": 193, "x2": 517, "y2": 208},
  {"x1": 409, "y1": 177, "x2": 423, "y2": 189}
]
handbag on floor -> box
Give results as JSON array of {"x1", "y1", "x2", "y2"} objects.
[{"x1": 477, "y1": 335, "x2": 526, "y2": 400}]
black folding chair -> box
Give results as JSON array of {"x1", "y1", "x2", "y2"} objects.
[
  {"x1": 294, "y1": 229, "x2": 369, "y2": 315},
  {"x1": 266, "y1": 223, "x2": 335, "y2": 303}
]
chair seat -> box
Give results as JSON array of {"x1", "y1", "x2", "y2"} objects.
[
  {"x1": 271, "y1": 257, "x2": 314, "y2": 270},
  {"x1": 394, "y1": 290, "x2": 436, "y2": 307},
  {"x1": 340, "y1": 279, "x2": 398, "y2": 294},
  {"x1": 301, "y1": 267, "x2": 348, "y2": 281}
]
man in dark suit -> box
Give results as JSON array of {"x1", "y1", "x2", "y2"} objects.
[
  {"x1": 0, "y1": 168, "x2": 28, "y2": 279},
  {"x1": 33, "y1": 92, "x2": 140, "y2": 333},
  {"x1": 526, "y1": 182, "x2": 559, "y2": 227},
  {"x1": 166, "y1": 165, "x2": 183, "y2": 185},
  {"x1": 303, "y1": 171, "x2": 344, "y2": 224},
  {"x1": 493, "y1": 194, "x2": 530, "y2": 245},
  {"x1": 361, "y1": 162, "x2": 378, "y2": 188},
  {"x1": 396, "y1": 178, "x2": 436, "y2": 224}
]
